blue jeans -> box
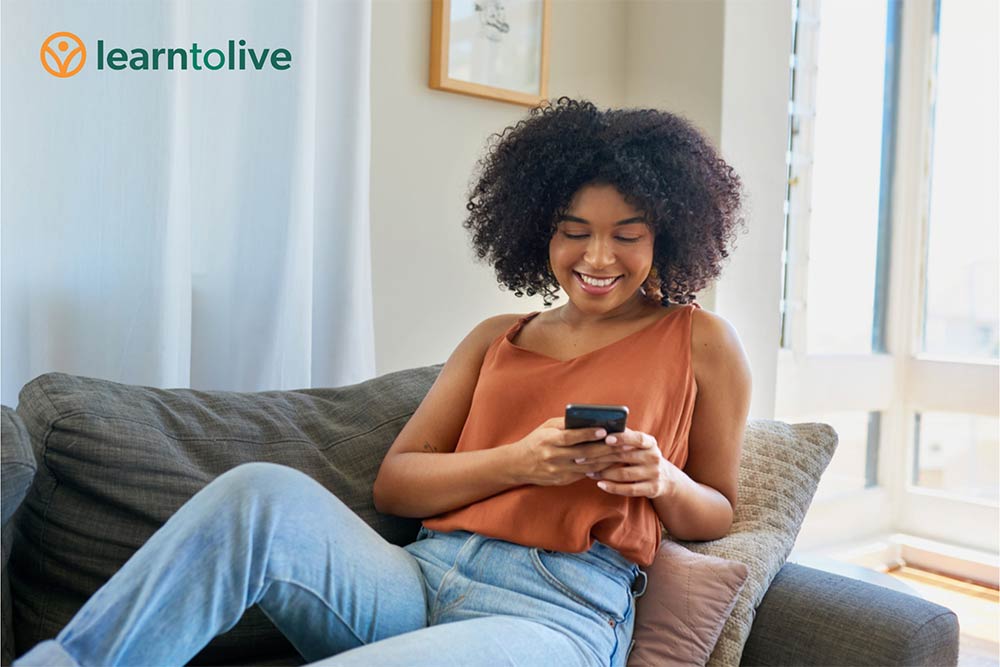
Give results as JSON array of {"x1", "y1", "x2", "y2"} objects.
[{"x1": 14, "y1": 462, "x2": 646, "y2": 667}]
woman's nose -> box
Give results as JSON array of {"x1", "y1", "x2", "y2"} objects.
[{"x1": 584, "y1": 238, "x2": 614, "y2": 267}]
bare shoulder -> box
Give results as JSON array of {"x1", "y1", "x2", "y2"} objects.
[
  {"x1": 690, "y1": 307, "x2": 751, "y2": 385},
  {"x1": 465, "y1": 313, "x2": 525, "y2": 349},
  {"x1": 686, "y1": 306, "x2": 752, "y2": 508}
]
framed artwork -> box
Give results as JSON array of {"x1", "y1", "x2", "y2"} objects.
[{"x1": 430, "y1": 0, "x2": 551, "y2": 107}]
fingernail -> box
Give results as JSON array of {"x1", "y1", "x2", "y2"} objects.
[
  {"x1": 586, "y1": 472, "x2": 599, "y2": 478},
  {"x1": 606, "y1": 436, "x2": 617, "y2": 444},
  {"x1": 595, "y1": 429, "x2": 607, "y2": 438},
  {"x1": 597, "y1": 481, "x2": 608, "y2": 490},
  {"x1": 622, "y1": 446, "x2": 633, "y2": 451},
  {"x1": 574, "y1": 457, "x2": 587, "y2": 464}
]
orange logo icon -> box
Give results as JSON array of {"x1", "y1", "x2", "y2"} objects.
[{"x1": 40, "y1": 32, "x2": 87, "y2": 78}]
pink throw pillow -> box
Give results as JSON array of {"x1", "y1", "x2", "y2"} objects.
[{"x1": 628, "y1": 539, "x2": 749, "y2": 667}]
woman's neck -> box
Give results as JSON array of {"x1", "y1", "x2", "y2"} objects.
[{"x1": 555, "y1": 292, "x2": 654, "y2": 329}]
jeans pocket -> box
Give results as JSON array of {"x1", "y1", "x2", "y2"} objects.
[
  {"x1": 529, "y1": 548, "x2": 629, "y2": 624},
  {"x1": 416, "y1": 526, "x2": 435, "y2": 541}
]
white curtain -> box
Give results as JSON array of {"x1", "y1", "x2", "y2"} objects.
[{"x1": 1, "y1": 0, "x2": 374, "y2": 406}]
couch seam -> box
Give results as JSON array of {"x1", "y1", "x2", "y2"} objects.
[{"x1": 30, "y1": 429, "x2": 58, "y2": 645}]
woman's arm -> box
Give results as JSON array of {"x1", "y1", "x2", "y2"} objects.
[
  {"x1": 373, "y1": 314, "x2": 523, "y2": 518},
  {"x1": 652, "y1": 309, "x2": 752, "y2": 541}
]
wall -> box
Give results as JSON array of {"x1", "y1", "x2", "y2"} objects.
[{"x1": 714, "y1": 0, "x2": 792, "y2": 420}]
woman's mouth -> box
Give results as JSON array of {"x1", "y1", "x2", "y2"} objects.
[{"x1": 574, "y1": 271, "x2": 622, "y2": 295}]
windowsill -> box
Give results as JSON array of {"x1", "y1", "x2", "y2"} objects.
[{"x1": 790, "y1": 532, "x2": 1000, "y2": 589}]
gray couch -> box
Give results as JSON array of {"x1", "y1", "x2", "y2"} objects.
[{"x1": 1, "y1": 369, "x2": 960, "y2": 666}]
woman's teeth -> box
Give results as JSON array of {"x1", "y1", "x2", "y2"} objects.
[{"x1": 578, "y1": 273, "x2": 619, "y2": 287}]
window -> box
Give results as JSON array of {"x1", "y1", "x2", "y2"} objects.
[{"x1": 779, "y1": 0, "x2": 999, "y2": 555}]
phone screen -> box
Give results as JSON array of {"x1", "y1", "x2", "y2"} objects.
[{"x1": 564, "y1": 403, "x2": 628, "y2": 433}]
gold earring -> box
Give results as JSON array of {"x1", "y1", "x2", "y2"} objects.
[{"x1": 643, "y1": 266, "x2": 663, "y2": 302}]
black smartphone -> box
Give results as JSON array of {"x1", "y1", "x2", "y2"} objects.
[{"x1": 564, "y1": 404, "x2": 628, "y2": 433}]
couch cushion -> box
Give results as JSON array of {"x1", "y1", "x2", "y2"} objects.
[
  {"x1": 628, "y1": 539, "x2": 748, "y2": 667},
  {"x1": 9, "y1": 367, "x2": 441, "y2": 666},
  {"x1": 3, "y1": 405, "x2": 37, "y2": 666},
  {"x1": 674, "y1": 420, "x2": 838, "y2": 666}
]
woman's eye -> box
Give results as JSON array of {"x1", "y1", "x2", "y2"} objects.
[{"x1": 562, "y1": 232, "x2": 641, "y2": 242}]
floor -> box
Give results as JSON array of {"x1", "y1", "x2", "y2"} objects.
[{"x1": 885, "y1": 566, "x2": 999, "y2": 667}]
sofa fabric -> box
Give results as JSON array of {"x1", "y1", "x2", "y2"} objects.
[
  {"x1": 675, "y1": 419, "x2": 839, "y2": 666},
  {"x1": 1, "y1": 407, "x2": 36, "y2": 531},
  {"x1": 740, "y1": 562, "x2": 960, "y2": 666},
  {"x1": 2, "y1": 406, "x2": 37, "y2": 667},
  {"x1": 9, "y1": 368, "x2": 440, "y2": 666}
]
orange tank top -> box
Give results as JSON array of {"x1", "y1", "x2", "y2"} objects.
[{"x1": 422, "y1": 302, "x2": 701, "y2": 567}]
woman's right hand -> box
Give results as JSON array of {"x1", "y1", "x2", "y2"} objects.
[{"x1": 509, "y1": 417, "x2": 623, "y2": 487}]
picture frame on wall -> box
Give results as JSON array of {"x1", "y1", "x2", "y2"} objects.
[{"x1": 429, "y1": 0, "x2": 551, "y2": 107}]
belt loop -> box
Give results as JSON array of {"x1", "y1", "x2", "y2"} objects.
[{"x1": 632, "y1": 569, "x2": 648, "y2": 598}]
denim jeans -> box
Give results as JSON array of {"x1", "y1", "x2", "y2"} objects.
[{"x1": 13, "y1": 462, "x2": 646, "y2": 667}]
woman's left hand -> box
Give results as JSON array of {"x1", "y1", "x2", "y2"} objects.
[{"x1": 582, "y1": 428, "x2": 681, "y2": 499}]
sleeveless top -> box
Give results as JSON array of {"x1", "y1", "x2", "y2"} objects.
[{"x1": 422, "y1": 302, "x2": 702, "y2": 567}]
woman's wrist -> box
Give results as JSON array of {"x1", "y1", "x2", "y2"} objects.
[{"x1": 499, "y1": 441, "x2": 527, "y2": 486}]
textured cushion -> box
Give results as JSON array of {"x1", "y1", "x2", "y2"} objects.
[
  {"x1": 674, "y1": 420, "x2": 838, "y2": 667},
  {"x1": 3, "y1": 405, "x2": 37, "y2": 667},
  {"x1": 1, "y1": 406, "x2": 36, "y2": 532},
  {"x1": 10, "y1": 367, "x2": 441, "y2": 666},
  {"x1": 628, "y1": 539, "x2": 748, "y2": 667}
]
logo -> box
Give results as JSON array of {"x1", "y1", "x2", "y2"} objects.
[
  {"x1": 39, "y1": 33, "x2": 292, "y2": 76},
  {"x1": 41, "y1": 31, "x2": 87, "y2": 78}
]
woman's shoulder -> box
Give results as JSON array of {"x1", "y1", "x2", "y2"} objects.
[
  {"x1": 689, "y1": 306, "x2": 749, "y2": 383},
  {"x1": 464, "y1": 312, "x2": 533, "y2": 348}
]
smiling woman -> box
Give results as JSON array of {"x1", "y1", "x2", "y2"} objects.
[
  {"x1": 463, "y1": 98, "x2": 745, "y2": 309},
  {"x1": 11, "y1": 96, "x2": 751, "y2": 667},
  {"x1": 549, "y1": 185, "x2": 656, "y2": 312}
]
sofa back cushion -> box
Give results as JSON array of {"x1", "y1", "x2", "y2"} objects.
[{"x1": 10, "y1": 367, "x2": 441, "y2": 666}]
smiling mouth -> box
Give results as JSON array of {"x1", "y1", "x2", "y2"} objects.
[
  {"x1": 573, "y1": 271, "x2": 621, "y2": 280},
  {"x1": 573, "y1": 271, "x2": 622, "y2": 294}
]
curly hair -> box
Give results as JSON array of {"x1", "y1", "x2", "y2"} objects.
[{"x1": 463, "y1": 97, "x2": 745, "y2": 307}]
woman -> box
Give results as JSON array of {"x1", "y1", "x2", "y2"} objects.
[{"x1": 15, "y1": 98, "x2": 751, "y2": 667}]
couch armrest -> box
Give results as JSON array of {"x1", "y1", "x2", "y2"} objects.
[
  {"x1": 1, "y1": 406, "x2": 36, "y2": 536},
  {"x1": 2, "y1": 406, "x2": 37, "y2": 667},
  {"x1": 740, "y1": 562, "x2": 959, "y2": 666}
]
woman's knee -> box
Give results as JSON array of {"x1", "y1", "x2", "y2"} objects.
[{"x1": 208, "y1": 462, "x2": 328, "y2": 509}]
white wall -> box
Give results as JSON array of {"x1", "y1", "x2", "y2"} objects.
[
  {"x1": 369, "y1": 0, "x2": 792, "y2": 420},
  {"x1": 714, "y1": 0, "x2": 793, "y2": 420}
]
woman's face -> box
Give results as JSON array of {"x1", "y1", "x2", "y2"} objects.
[{"x1": 548, "y1": 183, "x2": 655, "y2": 316}]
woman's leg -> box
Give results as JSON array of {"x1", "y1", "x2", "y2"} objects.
[{"x1": 13, "y1": 462, "x2": 428, "y2": 667}]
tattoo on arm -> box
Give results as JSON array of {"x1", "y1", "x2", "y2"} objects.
[{"x1": 422, "y1": 441, "x2": 438, "y2": 453}]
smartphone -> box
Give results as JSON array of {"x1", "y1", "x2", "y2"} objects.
[{"x1": 564, "y1": 404, "x2": 628, "y2": 433}]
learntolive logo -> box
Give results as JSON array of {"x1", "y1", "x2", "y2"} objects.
[{"x1": 40, "y1": 32, "x2": 292, "y2": 78}]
